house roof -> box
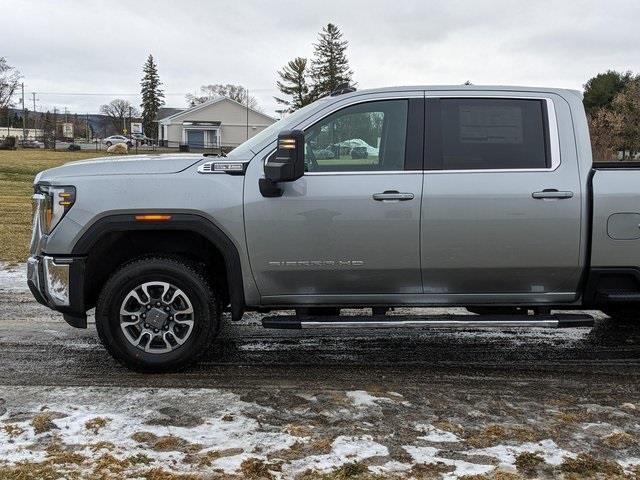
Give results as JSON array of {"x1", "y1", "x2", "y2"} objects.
[
  {"x1": 155, "y1": 107, "x2": 185, "y2": 121},
  {"x1": 158, "y1": 96, "x2": 276, "y2": 124}
]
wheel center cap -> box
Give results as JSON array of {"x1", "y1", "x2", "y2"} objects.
[{"x1": 146, "y1": 307, "x2": 168, "y2": 329}]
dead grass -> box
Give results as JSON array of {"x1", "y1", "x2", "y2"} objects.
[
  {"x1": 601, "y1": 431, "x2": 637, "y2": 449},
  {"x1": 183, "y1": 448, "x2": 243, "y2": 467},
  {"x1": 460, "y1": 473, "x2": 524, "y2": 480},
  {"x1": 0, "y1": 149, "x2": 106, "y2": 263},
  {"x1": 139, "y1": 468, "x2": 201, "y2": 480},
  {"x1": 466, "y1": 424, "x2": 542, "y2": 448},
  {"x1": 298, "y1": 461, "x2": 389, "y2": 479},
  {"x1": 92, "y1": 452, "x2": 131, "y2": 476},
  {"x1": 2, "y1": 423, "x2": 25, "y2": 438},
  {"x1": 514, "y1": 451, "x2": 545, "y2": 475},
  {"x1": 409, "y1": 462, "x2": 456, "y2": 478},
  {"x1": 85, "y1": 416, "x2": 110, "y2": 434},
  {"x1": 31, "y1": 412, "x2": 58, "y2": 434},
  {"x1": 0, "y1": 462, "x2": 81, "y2": 480},
  {"x1": 88, "y1": 441, "x2": 116, "y2": 452},
  {"x1": 240, "y1": 457, "x2": 275, "y2": 479},
  {"x1": 559, "y1": 453, "x2": 624, "y2": 477},
  {"x1": 433, "y1": 420, "x2": 465, "y2": 436},
  {"x1": 284, "y1": 423, "x2": 314, "y2": 437}
]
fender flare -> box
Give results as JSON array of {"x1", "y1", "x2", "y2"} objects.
[{"x1": 72, "y1": 213, "x2": 245, "y2": 320}]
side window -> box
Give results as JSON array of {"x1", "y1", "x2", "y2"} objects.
[
  {"x1": 433, "y1": 98, "x2": 550, "y2": 170},
  {"x1": 304, "y1": 100, "x2": 408, "y2": 172}
]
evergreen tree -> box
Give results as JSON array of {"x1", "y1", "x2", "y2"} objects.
[
  {"x1": 275, "y1": 57, "x2": 312, "y2": 113},
  {"x1": 140, "y1": 54, "x2": 164, "y2": 138},
  {"x1": 583, "y1": 70, "x2": 633, "y2": 115},
  {"x1": 310, "y1": 23, "x2": 354, "y2": 98},
  {"x1": 42, "y1": 111, "x2": 54, "y2": 148}
]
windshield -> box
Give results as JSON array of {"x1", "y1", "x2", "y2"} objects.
[{"x1": 228, "y1": 99, "x2": 329, "y2": 158}]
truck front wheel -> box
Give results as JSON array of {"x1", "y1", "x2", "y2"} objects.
[{"x1": 96, "y1": 257, "x2": 220, "y2": 372}]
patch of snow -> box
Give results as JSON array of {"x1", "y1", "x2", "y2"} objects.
[
  {"x1": 369, "y1": 460, "x2": 412, "y2": 474},
  {"x1": 284, "y1": 435, "x2": 388, "y2": 476},
  {"x1": 0, "y1": 263, "x2": 27, "y2": 293},
  {"x1": 0, "y1": 386, "x2": 296, "y2": 475},
  {"x1": 346, "y1": 390, "x2": 390, "y2": 407},
  {"x1": 414, "y1": 423, "x2": 460, "y2": 443},
  {"x1": 465, "y1": 439, "x2": 576, "y2": 467},
  {"x1": 403, "y1": 445, "x2": 494, "y2": 478}
]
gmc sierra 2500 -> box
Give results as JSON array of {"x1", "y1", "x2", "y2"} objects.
[{"x1": 27, "y1": 85, "x2": 640, "y2": 371}]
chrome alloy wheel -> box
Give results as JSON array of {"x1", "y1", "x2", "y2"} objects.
[{"x1": 119, "y1": 281, "x2": 195, "y2": 353}]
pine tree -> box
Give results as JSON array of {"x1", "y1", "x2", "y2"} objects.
[
  {"x1": 140, "y1": 54, "x2": 164, "y2": 138},
  {"x1": 275, "y1": 57, "x2": 312, "y2": 113},
  {"x1": 310, "y1": 23, "x2": 354, "y2": 98}
]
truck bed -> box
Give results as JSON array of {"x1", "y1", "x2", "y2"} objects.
[{"x1": 590, "y1": 166, "x2": 640, "y2": 270}]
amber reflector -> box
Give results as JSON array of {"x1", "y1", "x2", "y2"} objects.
[{"x1": 134, "y1": 214, "x2": 172, "y2": 222}]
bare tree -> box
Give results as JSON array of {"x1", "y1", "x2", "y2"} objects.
[
  {"x1": 610, "y1": 78, "x2": 640, "y2": 159},
  {"x1": 99, "y1": 99, "x2": 139, "y2": 134},
  {"x1": 186, "y1": 84, "x2": 259, "y2": 110},
  {"x1": 0, "y1": 57, "x2": 21, "y2": 109},
  {"x1": 587, "y1": 107, "x2": 620, "y2": 161}
]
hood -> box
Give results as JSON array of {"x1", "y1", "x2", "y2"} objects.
[{"x1": 35, "y1": 153, "x2": 203, "y2": 182}]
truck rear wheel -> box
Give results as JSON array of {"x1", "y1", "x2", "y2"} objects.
[{"x1": 96, "y1": 257, "x2": 220, "y2": 372}]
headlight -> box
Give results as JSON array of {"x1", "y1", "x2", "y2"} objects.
[{"x1": 38, "y1": 185, "x2": 76, "y2": 234}]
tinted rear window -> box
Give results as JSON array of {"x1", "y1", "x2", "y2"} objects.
[{"x1": 434, "y1": 98, "x2": 550, "y2": 170}]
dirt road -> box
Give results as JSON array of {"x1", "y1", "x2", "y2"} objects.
[{"x1": 1, "y1": 264, "x2": 639, "y2": 479}]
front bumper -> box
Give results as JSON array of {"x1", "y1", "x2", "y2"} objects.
[{"x1": 27, "y1": 255, "x2": 87, "y2": 328}]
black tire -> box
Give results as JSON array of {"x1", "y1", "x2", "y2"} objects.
[
  {"x1": 105, "y1": 141, "x2": 112, "y2": 147},
  {"x1": 96, "y1": 257, "x2": 220, "y2": 372}
]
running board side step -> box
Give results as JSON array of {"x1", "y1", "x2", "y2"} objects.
[{"x1": 261, "y1": 314, "x2": 594, "y2": 330}]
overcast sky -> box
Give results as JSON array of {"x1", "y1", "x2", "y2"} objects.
[{"x1": 4, "y1": 0, "x2": 640, "y2": 116}]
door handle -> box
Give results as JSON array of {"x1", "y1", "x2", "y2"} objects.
[
  {"x1": 532, "y1": 189, "x2": 574, "y2": 199},
  {"x1": 373, "y1": 191, "x2": 415, "y2": 201}
]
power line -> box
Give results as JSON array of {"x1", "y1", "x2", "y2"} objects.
[{"x1": 34, "y1": 88, "x2": 279, "y2": 96}]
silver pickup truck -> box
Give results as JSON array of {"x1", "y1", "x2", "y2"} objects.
[{"x1": 27, "y1": 85, "x2": 640, "y2": 371}]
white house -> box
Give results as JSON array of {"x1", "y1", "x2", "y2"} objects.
[{"x1": 156, "y1": 97, "x2": 276, "y2": 150}]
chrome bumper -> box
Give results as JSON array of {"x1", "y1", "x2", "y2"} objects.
[{"x1": 27, "y1": 255, "x2": 71, "y2": 307}]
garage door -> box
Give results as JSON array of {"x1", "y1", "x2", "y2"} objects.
[{"x1": 186, "y1": 130, "x2": 204, "y2": 148}]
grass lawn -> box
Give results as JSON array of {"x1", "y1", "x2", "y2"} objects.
[{"x1": 0, "y1": 149, "x2": 107, "y2": 264}]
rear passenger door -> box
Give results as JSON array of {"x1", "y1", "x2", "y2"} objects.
[{"x1": 421, "y1": 96, "x2": 582, "y2": 302}]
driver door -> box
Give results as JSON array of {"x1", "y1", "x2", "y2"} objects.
[{"x1": 244, "y1": 96, "x2": 424, "y2": 303}]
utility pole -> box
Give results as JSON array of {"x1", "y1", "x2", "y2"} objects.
[
  {"x1": 21, "y1": 83, "x2": 26, "y2": 142},
  {"x1": 31, "y1": 92, "x2": 37, "y2": 136},
  {"x1": 246, "y1": 88, "x2": 249, "y2": 141},
  {"x1": 52, "y1": 107, "x2": 58, "y2": 150}
]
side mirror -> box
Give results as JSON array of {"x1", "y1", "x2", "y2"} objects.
[{"x1": 264, "y1": 130, "x2": 305, "y2": 183}]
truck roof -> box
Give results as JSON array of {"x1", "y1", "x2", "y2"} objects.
[{"x1": 333, "y1": 84, "x2": 583, "y2": 99}]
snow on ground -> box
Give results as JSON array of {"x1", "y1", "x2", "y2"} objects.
[
  {"x1": 283, "y1": 435, "x2": 389, "y2": 477},
  {"x1": 465, "y1": 439, "x2": 576, "y2": 467},
  {"x1": 0, "y1": 262, "x2": 27, "y2": 293}
]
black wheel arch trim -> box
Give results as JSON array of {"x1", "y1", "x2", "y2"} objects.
[{"x1": 72, "y1": 213, "x2": 245, "y2": 320}]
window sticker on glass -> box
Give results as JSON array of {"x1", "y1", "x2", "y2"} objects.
[{"x1": 459, "y1": 105, "x2": 523, "y2": 144}]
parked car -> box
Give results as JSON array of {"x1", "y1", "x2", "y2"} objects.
[
  {"x1": 102, "y1": 135, "x2": 132, "y2": 147},
  {"x1": 22, "y1": 139, "x2": 42, "y2": 149},
  {"x1": 27, "y1": 85, "x2": 640, "y2": 372},
  {"x1": 131, "y1": 133, "x2": 154, "y2": 145}
]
